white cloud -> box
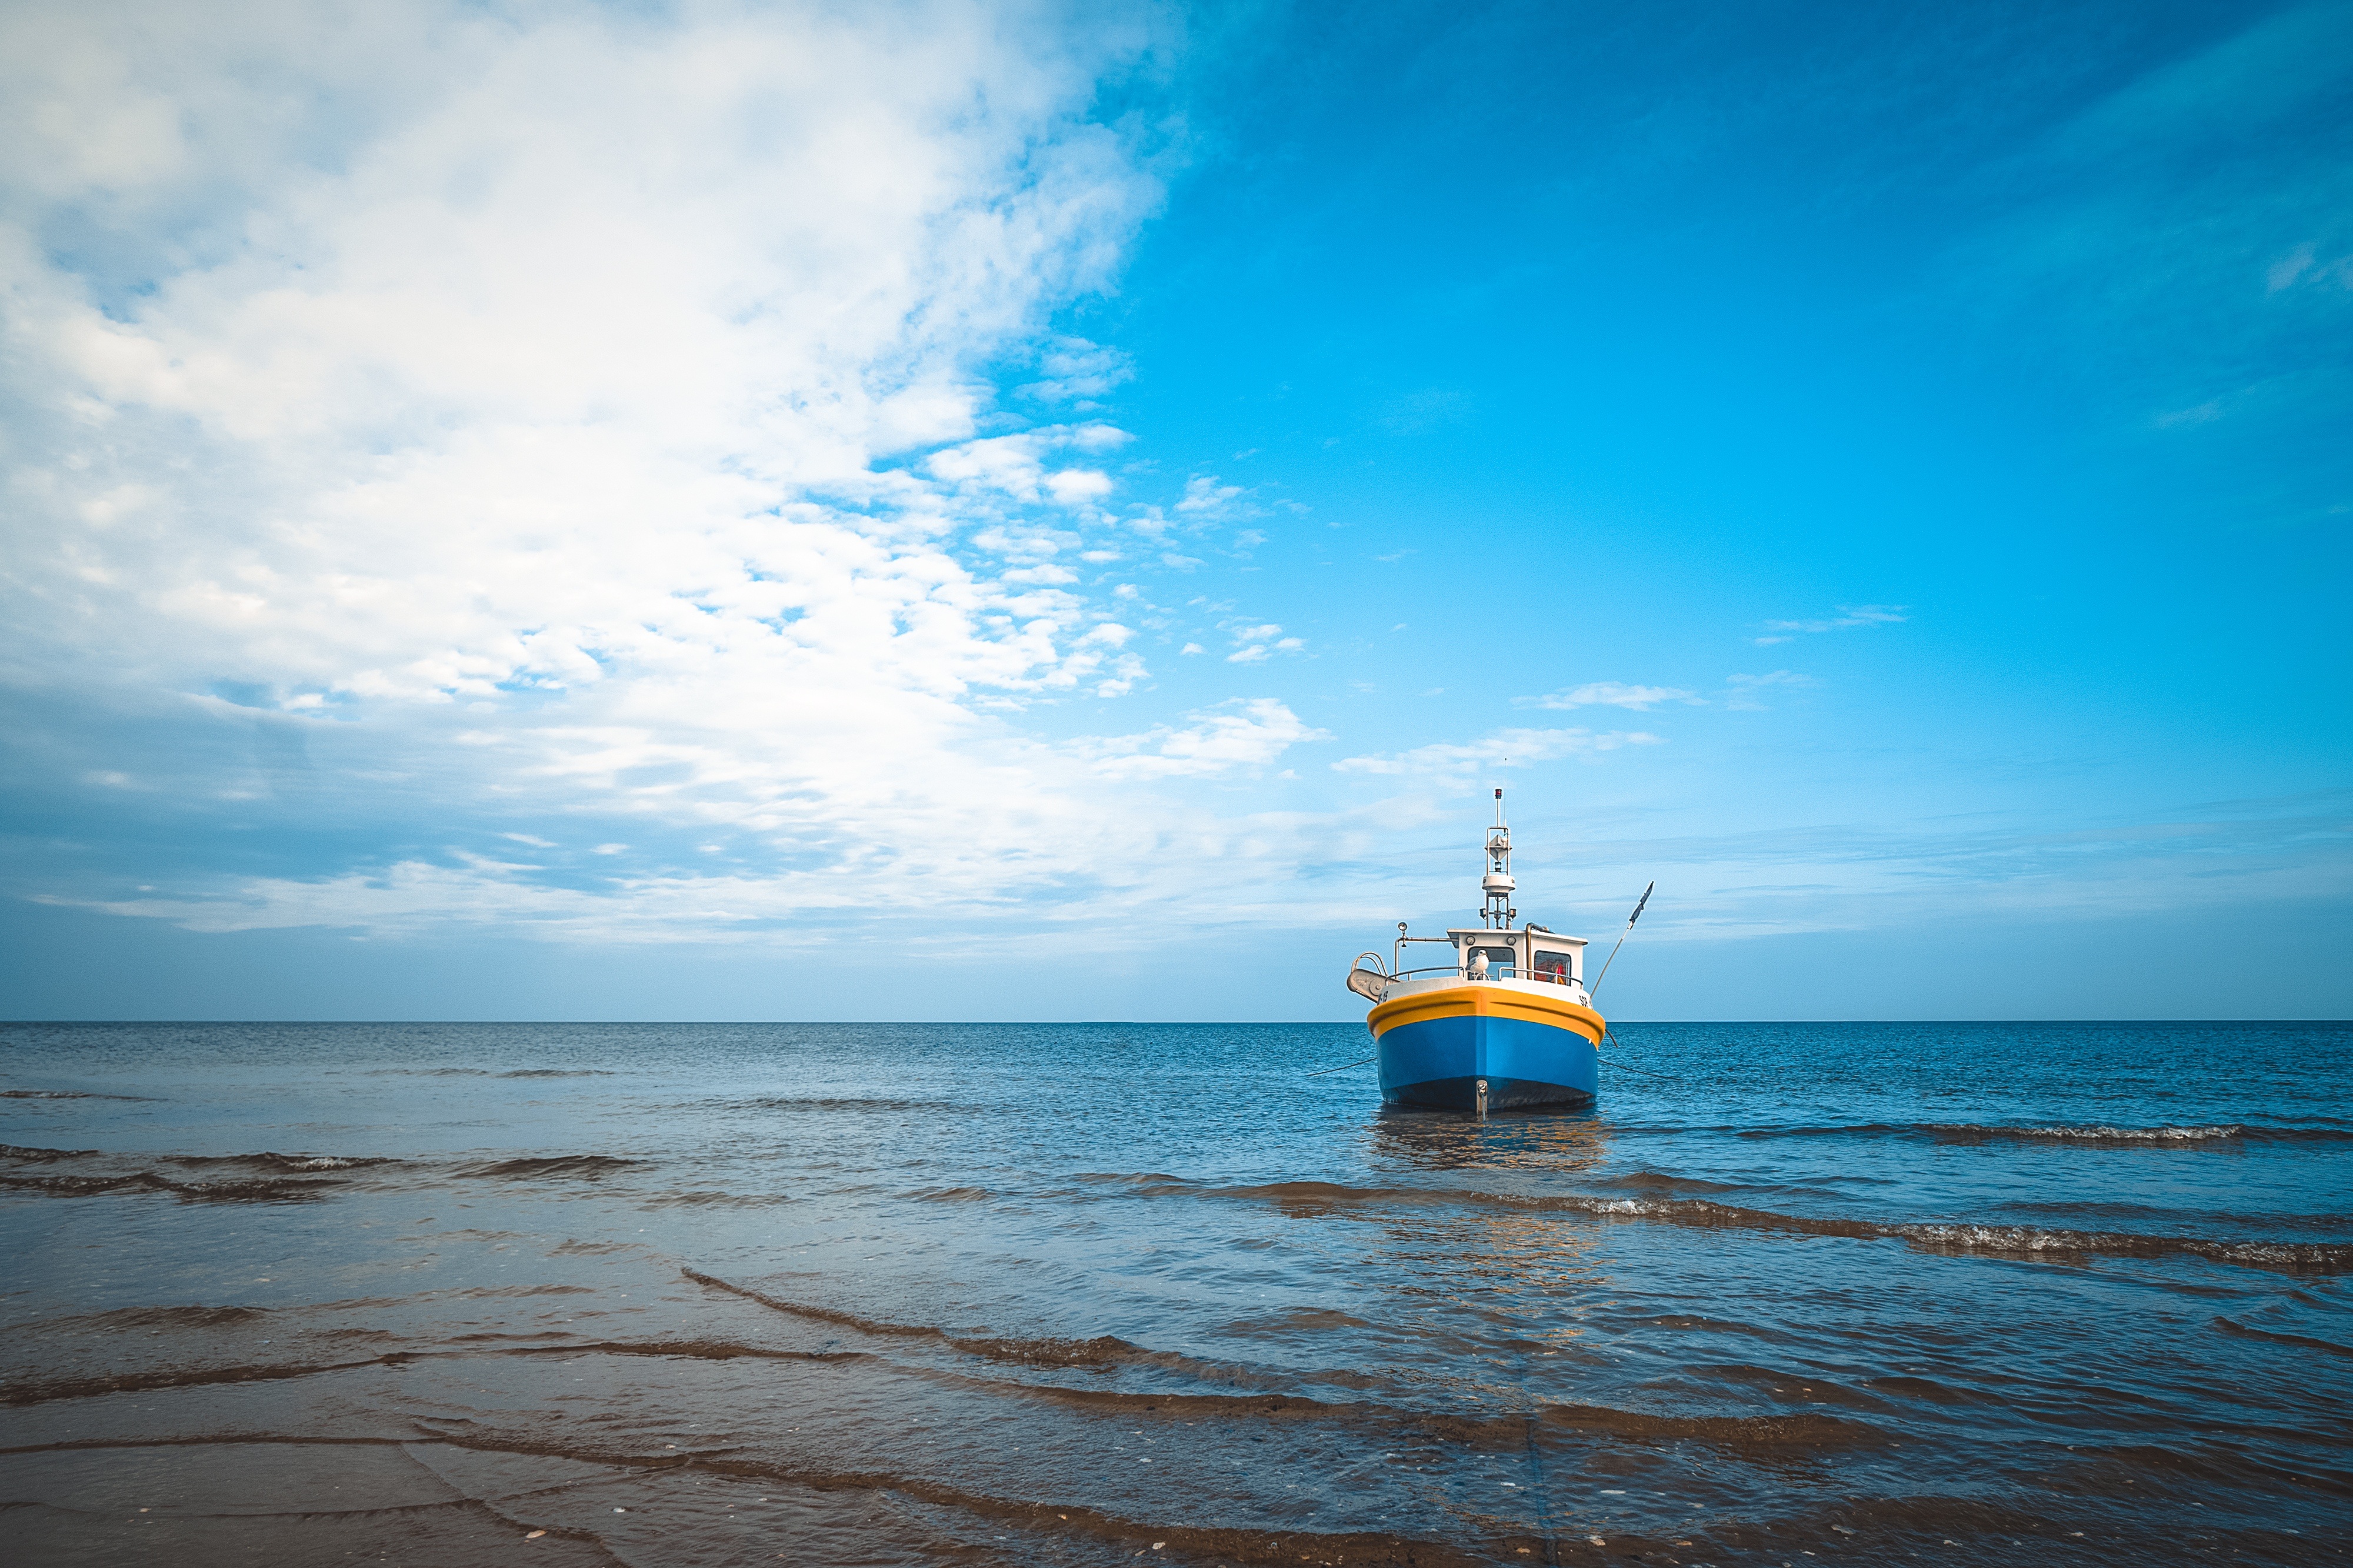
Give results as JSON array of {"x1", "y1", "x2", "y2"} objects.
[
  {"x1": 1078, "y1": 698, "x2": 1329, "y2": 780},
  {"x1": 1175, "y1": 474, "x2": 1247, "y2": 515},
  {"x1": 1516, "y1": 682, "x2": 1701, "y2": 711},
  {"x1": 2154, "y1": 400, "x2": 2222, "y2": 428},
  {"x1": 2267, "y1": 242, "x2": 2318, "y2": 292},
  {"x1": 924, "y1": 423, "x2": 1133, "y2": 514},
  {"x1": 1, "y1": 0, "x2": 1326, "y2": 940},
  {"x1": 2265, "y1": 241, "x2": 2353, "y2": 293},
  {"x1": 1016, "y1": 336, "x2": 1135, "y2": 403},
  {"x1": 1219, "y1": 618, "x2": 1299, "y2": 665},
  {"x1": 1334, "y1": 727, "x2": 1664, "y2": 784},
  {"x1": 1752, "y1": 605, "x2": 1908, "y2": 646},
  {"x1": 1722, "y1": 670, "x2": 1818, "y2": 710}
]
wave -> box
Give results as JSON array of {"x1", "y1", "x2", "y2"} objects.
[
  {"x1": 1997, "y1": 1201, "x2": 2353, "y2": 1232},
  {"x1": 4, "y1": 1145, "x2": 392, "y2": 1174},
  {"x1": 0, "y1": 1144, "x2": 385, "y2": 1200},
  {"x1": 681, "y1": 1269, "x2": 1898, "y2": 1446},
  {"x1": 366, "y1": 1066, "x2": 617, "y2": 1077},
  {"x1": 395, "y1": 1421, "x2": 1525, "y2": 1568},
  {"x1": 1219, "y1": 1307, "x2": 1375, "y2": 1337},
  {"x1": 738, "y1": 1096, "x2": 942, "y2": 1112},
  {"x1": 1738, "y1": 1121, "x2": 2352, "y2": 1147},
  {"x1": 412, "y1": 1282, "x2": 1894, "y2": 1475},
  {"x1": 0, "y1": 1357, "x2": 396, "y2": 1407},
  {"x1": 0, "y1": 1089, "x2": 147, "y2": 1100},
  {"x1": 163, "y1": 1152, "x2": 400, "y2": 1173},
  {"x1": 682, "y1": 1268, "x2": 1149, "y2": 1369},
  {"x1": 2211, "y1": 1316, "x2": 2353, "y2": 1359},
  {"x1": 0, "y1": 1170, "x2": 341, "y2": 1202},
  {"x1": 1084, "y1": 1175, "x2": 2353, "y2": 1273},
  {"x1": 1957, "y1": 1123, "x2": 2252, "y2": 1145},
  {"x1": 1595, "y1": 1170, "x2": 1750, "y2": 1196},
  {"x1": 1879, "y1": 1222, "x2": 2347, "y2": 1269},
  {"x1": 918, "y1": 1364, "x2": 1882, "y2": 1453},
  {"x1": 639, "y1": 1189, "x2": 796, "y2": 1208},
  {"x1": 461, "y1": 1155, "x2": 644, "y2": 1179},
  {"x1": 0, "y1": 1336, "x2": 871, "y2": 1407},
  {"x1": 34, "y1": 1303, "x2": 271, "y2": 1330}
]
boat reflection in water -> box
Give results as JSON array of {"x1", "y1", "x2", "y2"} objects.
[
  {"x1": 1359, "y1": 1104, "x2": 1618, "y2": 1355},
  {"x1": 1369, "y1": 1099, "x2": 1609, "y2": 1172}
]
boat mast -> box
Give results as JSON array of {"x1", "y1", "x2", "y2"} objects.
[{"x1": 1480, "y1": 787, "x2": 1517, "y2": 929}]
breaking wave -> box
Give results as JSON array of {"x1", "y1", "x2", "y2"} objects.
[
  {"x1": 1079, "y1": 1175, "x2": 2353, "y2": 1273},
  {"x1": 164, "y1": 1152, "x2": 401, "y2": 1172},
  {"x1": 0, "y1": 1143, "x2": 397, "y2": 1200},
  {"x1": 1733, "y1": 1121, "x2": 2352, "y2": 1146}
]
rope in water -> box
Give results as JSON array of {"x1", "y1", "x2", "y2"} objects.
[{"x1": 1304, "y1": 1053, "x2": 1377, "y2": 1077}]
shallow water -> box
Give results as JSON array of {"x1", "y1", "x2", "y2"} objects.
[{"x1": 2, "y1": 1019, "x2": 2348, "y2": 1566}]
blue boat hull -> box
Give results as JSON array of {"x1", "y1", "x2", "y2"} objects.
[{"x1": 1377, "y1": 1013, "x2": 1599, "y2": 1110}]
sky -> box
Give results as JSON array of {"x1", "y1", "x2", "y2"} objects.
[{"x1": 1, "y1": 0, "x2": 2347, "y2": 1021}]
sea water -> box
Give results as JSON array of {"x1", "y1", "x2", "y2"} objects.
[{"x1": 2, "y1": 1020, "x2": 2347, "y2": 1566}]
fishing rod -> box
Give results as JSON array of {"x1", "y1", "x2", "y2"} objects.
[
  {"x1": 1589, "y1": 881, "x2": 1664, "y2": 1076},
  {"x1": 1586, "y1": 880, "x2": 1652, "y2": 1001}
]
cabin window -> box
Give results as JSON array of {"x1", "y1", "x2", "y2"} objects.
[
  {"x1": 1533, "y1": 950, "x2": 1572, "y2": 985},
  {"x1": 1468, "y1": 945, "x2": 1517, "y2": 978}
]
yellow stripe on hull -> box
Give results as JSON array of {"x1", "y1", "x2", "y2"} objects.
[{"x1": 1367, "y1": 984, "x2": 1606, "y2": 1045}]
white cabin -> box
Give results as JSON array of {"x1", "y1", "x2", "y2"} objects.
[
  {"x1": 1447, "y1": 928, "x2": 1588, "y2": 989},
  {"x1": 1367, "y1": 927, "x2": 1590, "y2": 1007}
]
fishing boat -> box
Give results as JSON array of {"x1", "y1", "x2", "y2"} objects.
[{"x1": 1344, "y1": 790, "x2": 1607, "y2": 1113}]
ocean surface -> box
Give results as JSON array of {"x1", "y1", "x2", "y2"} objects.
[{"x1": 2, "y1": 1020, "x2": 2348, "y2": 1567}]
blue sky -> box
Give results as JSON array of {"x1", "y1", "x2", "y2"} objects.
[{"x1": 1, "y1": 0, "x2": 2346, "y2": 1020}]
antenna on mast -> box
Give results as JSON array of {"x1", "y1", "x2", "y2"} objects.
[{"x1": 1479, "y1": 786, "x2": 1516, "y2": 929}]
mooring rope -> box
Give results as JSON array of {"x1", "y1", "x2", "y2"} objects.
[{"x1": 1304, "y1": 1053, "x2": 1378, "y2": 1077}]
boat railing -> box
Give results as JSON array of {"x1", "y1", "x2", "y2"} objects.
[{"x1": 1370, "y1": 965, "x2": 1584, "y2": 988}]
